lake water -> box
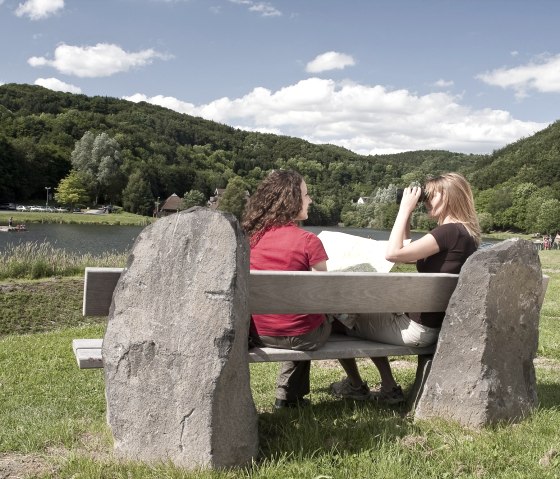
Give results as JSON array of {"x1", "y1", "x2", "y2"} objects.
[{"x1": 0, "y1": 222, "x2": 499, "y2": 255}]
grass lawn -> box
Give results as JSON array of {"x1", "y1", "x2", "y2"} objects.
[{"x1": 1, "y1": 251, "x2": 560, "y2": 478}]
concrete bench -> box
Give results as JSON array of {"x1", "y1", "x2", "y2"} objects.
[{"x1": 73, "y1": 266, "x2": 460, "y2": 369}]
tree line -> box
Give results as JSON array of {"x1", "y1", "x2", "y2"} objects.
[{"x1": 1, "y1": 83, "x2": 560, "y2": 233}]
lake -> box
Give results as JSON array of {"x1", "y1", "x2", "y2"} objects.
[{"x1": 0, "y1": 222, "x2": 499, "y2": 255}]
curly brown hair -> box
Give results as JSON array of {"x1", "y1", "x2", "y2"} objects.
[{"x1": 241, "y1": 170, "x2": 304, "y2": 246}]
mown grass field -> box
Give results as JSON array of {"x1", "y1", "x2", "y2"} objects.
[{"x1": 0, "y1": 250, "x2": 559, "y2": 478}]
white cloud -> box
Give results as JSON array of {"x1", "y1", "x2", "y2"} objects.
[
  {"x1": 510, "y1": 50, "x2": 519, "y2": 57},
  {"x1": 15, "y1": 0, "x2": 64, "y2": 20},
  {"x1": 229, "y1": 0, "x2": 281, "y2": 17},
  {"x1": 123, "y1": 93, "x2": 196, "y2": 113},
  {"x1": 28, "y1": 43, "x2": 170, "y2": 78},
  {"x1": 124, "y1": 77, "x2": 547, "y2": 155},
  {"x1": 34, "y1": 77, "x2": 81, "y2": 93},
  {"x1": 477, "y1": 53, "x2": 560, "y2": 99},
  {"x1": 306, "y1": 51, "x2": 355, "y2": 73},
  {"x1": 433, "y1": 79, "x2": 454, "y2": 88}
]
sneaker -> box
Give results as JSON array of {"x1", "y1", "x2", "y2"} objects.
[
  {"x1": 369, "y1": 385, "x2": 405, "y2": 405},
  {"x1": 329, "y1": 377, "x2": 371, "y2": 400}
]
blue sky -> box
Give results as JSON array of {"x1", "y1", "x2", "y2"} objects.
[{"x1": 1, "y1": 0, "x2": 559, "y2": 155}]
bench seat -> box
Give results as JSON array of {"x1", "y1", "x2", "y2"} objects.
[{"x1": 72, "y1": 334, "x2": 436, "y2": 369}]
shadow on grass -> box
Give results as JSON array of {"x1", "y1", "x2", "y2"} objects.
[
  {"x1": 537, "y1": 382, "x2": 560, "y2": 408},
  {"x1": 256, "y1": 396, "x2": 413, "y2": 462}
]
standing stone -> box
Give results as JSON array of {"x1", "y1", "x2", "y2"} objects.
[
  {"x1": 415, "y1": 239, "x2": 542, "y2": 428},
  {"x1": 103, "y1": 207, "x2": 258, "y2": 469}
]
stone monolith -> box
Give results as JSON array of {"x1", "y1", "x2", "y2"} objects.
[
  {"x1": 415, "y1": 239, "x2": 542, "y2": 428},
  {"x1": 103, "y1": 207, "x2": 258, "y2": 469}
]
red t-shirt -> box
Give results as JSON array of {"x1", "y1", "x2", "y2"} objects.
[{"x1": 250, "y1": 224, "x2": 328, "y2": 336}]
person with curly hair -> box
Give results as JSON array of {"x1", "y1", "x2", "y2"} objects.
[
  {"x1": 331, "y1": 173, "x2": 481, "y2": 405},
  {"x1": 242, "y1": 169, "x2": 332, "y2": 409}
]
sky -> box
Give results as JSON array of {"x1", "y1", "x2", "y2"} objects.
[{"x1": 1, "y1": 0, "x2": 559, "y2": 156}]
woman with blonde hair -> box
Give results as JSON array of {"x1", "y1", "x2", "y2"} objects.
[
  {"x1": 331, "y1": 172, "x2": 481, "y2": 404},
  {"x1": 242, "y1": 169, "x2": 332, "y2": 409}
]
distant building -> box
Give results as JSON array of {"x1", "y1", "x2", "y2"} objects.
[
  {"x1": 159, "y1": 193, "x2": 182, "y2": 216},
  {"x1": 356, "y1": 196, "x2": 370, "y2": 205},
  {"x1": 207, "y1": 187, "x2": 250, "y2": 210},
  {"x1": 207, "y1": 188, "x2": 226, "y2": 210}
]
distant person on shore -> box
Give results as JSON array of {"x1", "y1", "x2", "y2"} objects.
[
  {"x1": 241, "y1": 170, "x2": 332, "y2": 409},
  {"x1": 8, "y1": 216, "x2": 13, "y2": 227},
  {"x1": 554, "y1": 231, "x2": 560, "y2": 249},
  {"x1": 330, "y1": 173, "x2": 481, "y2": 404}
]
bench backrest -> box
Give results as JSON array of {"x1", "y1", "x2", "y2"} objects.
[{"x1": 83, "y1": 267, "x2": 460, "y2": 317}]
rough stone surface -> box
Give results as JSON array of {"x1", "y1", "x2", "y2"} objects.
[
  {"x1": 414, "y1": 239, "x2": 542, "y2": 428},
  {"x1": 103, "y1": 207, "x2": 258, "y2": 469}
]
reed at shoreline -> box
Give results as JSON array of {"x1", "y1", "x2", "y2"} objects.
[{"x1": 0, "y1": 241, "x2": 127, "y2": 280}]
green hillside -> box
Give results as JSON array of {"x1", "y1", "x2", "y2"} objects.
[{"x1": 0, "y1": 83, "x2": 559, "y2": 232}]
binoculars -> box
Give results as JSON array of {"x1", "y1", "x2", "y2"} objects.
[{"x1": 396, "y1": 188, "x2": 428, "y2": 204}]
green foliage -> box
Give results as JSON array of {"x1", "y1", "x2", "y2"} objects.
[
  {"x1": 181, "y1": 189, "x2": 206, "y2": 210},
  {"x1": 218, "y1": 176, "x2": 249, "y2": 220},
  {"x1": 2, "y1": 84, "x2": 560, "y2": 232},
  {"x1": 71, "y1": 131, "x2": 124, "y2": 204},
  {"x1": 536, "y1": 199, "x2": 560, "y2": 234},
  {"x1": 54, "y1": 170, "x2": 90, "y2": 208},
  {"x1": 477, "y1": 211, "x2": 494, "y2": 233},
  {"x1": 122, "y1": 170, "x2": 154, "y2": 216}
]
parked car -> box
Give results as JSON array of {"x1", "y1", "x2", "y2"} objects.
[{"x1": 16, "y1": 205, "x2": 29, "y2": 211}]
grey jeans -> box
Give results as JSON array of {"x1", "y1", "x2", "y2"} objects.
[{"x1": 256, "y1": 319, "x2": 332, "y2": 401}]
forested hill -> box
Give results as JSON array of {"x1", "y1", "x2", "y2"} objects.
[{"x1": 0, "y1": 83, "x2": 559, "y2": 231}]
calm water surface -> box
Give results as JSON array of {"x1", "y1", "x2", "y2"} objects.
[{"x1": 0, "y1": 222, "x2": 498, "y2": 255}]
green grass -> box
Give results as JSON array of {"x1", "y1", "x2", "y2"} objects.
[
  {"x1": 1, "y1": 251, "x2": 560, "y2": 478},
  {"x1": 0, "y1": 241, "x2": 127, "y2": 280},
  {"x1": 0, "y1": 210, "x2": 153, "y2": 226}
]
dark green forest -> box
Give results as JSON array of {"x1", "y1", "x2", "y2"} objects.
[{"x1": 1, "y1": 83, "x2": 560, "y2": 232}]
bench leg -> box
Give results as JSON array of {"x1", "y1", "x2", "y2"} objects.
[{"x1": 407, "y1": 354, "x2": 433, "y2": 411}]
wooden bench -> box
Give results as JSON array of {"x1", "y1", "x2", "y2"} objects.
[
  {"x1": 73, "y1": 266, "x2": 549, "y2": 407},
  {"x1": 74, "y1": 267, "x2": 461, "y2": 368}
]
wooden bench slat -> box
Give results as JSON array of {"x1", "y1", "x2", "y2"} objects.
[
  {"x1": 71, "y1": 335, "x2": 436, "y2": 369},
  {"x1": 83, "y1": 267, "x2": 459, "y2": 316},
  {"x1": 249, "y1": 271, "x2": 458, "y2": 314}
]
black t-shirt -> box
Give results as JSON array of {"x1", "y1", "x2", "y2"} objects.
[{"x1": 414, "y1": 223, "x2": 477, "y2": 328}]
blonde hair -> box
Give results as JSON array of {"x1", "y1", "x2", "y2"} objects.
[{"x1": 424, "y1": 173, "x2": 481, "y2": 246}]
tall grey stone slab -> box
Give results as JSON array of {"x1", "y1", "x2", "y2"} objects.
[
  {"x1": 415, "y1": 239, "x2": 542, "y2": 428},
  {"x1": 103, "y1": 207, "x2": 258, "y2": 469}
]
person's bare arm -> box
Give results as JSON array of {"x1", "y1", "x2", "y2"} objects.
[
  {"x1": 311, "y1": 260, "x2": 327, "y2": 272},
  {"x1": 385, "y1": 186, "x2": 440, "y2": 263}
]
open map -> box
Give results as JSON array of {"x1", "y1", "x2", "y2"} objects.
[{"x1": 318, "y1": 231, "x2": 408, "y2": 273}]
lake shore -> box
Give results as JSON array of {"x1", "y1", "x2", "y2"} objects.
[
  {"x1": 0, "y1": 210, "x2": 539, "y2": 240},
  {"x1": 0, "y1": 210, "x2": 153, "y2": 226}
]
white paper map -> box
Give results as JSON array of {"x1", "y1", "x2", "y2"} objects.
[{"x1": 318, "y1": 231, "x2": 398, "y2": 273}]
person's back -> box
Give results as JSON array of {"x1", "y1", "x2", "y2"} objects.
[{"x1": 242, "y1": 170, "x2": 331, "y2": 409}]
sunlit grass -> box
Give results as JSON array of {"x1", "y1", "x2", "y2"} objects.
[
  {"x1": 0, "y1": 243, "x2": 559, "y2": 478},
  {"x1": 0, "y1": 211, "x2": 153, "y2": 226},
  {"x1": 0, "y1": 241, "x2": 126, "y2": 280}
]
